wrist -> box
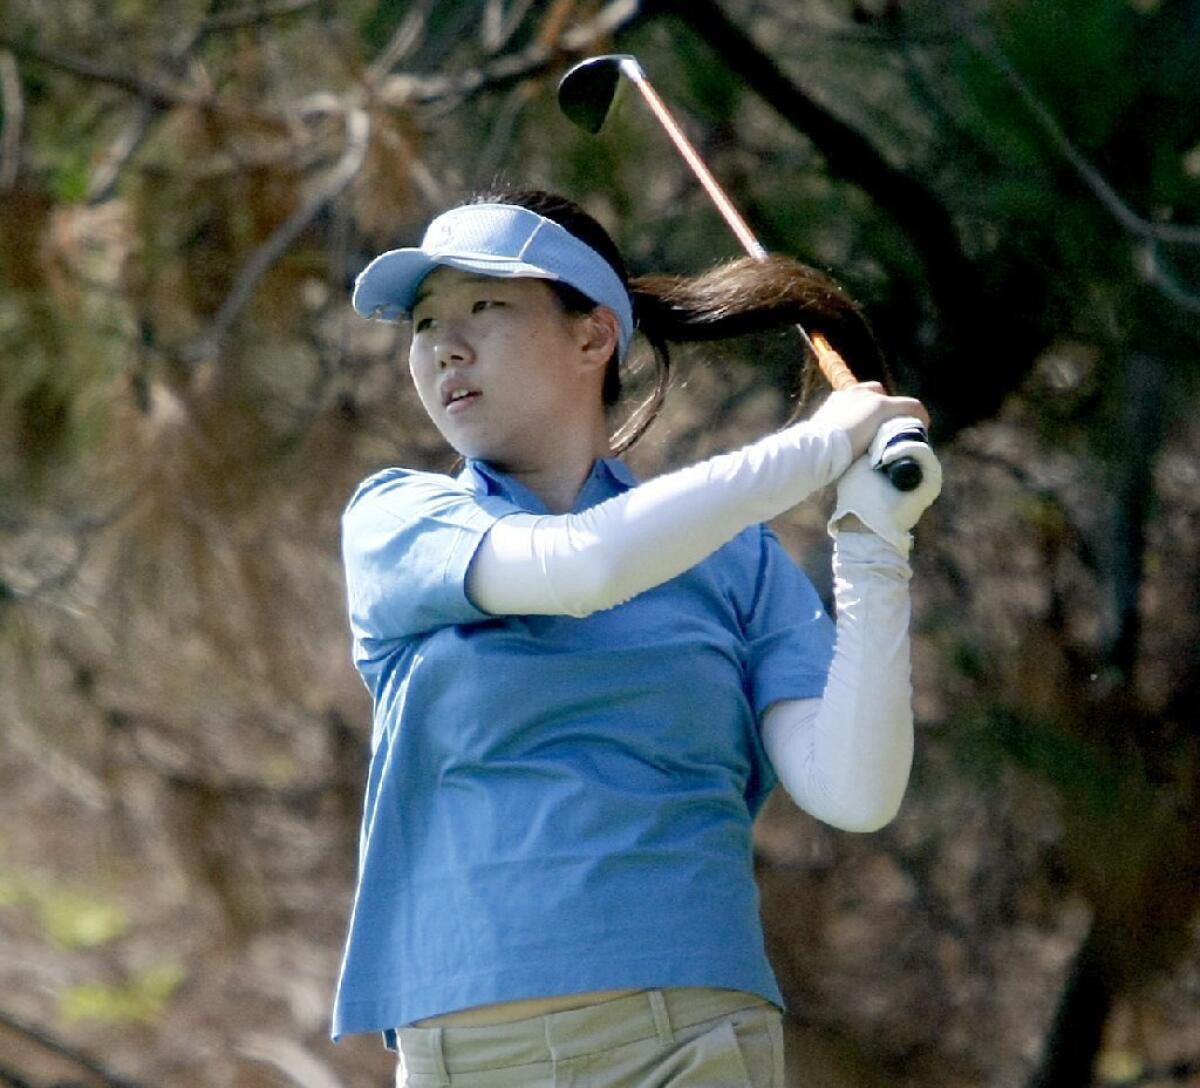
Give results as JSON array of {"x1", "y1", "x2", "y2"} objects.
[{"x1": 833, "y1": 528, "x2": 914, "y2": 573}]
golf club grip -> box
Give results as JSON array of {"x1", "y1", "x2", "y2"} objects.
[
  {"x1": 810, "y1": 334, "x2": 924, "y2": 493},
  {"x1": 810, "y1": 332, "x2": 858, "y2": 392}
]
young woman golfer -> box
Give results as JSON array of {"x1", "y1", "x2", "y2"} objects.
[{"x1": 331, "y1": 188, "x2": 941, "y2": 1087}]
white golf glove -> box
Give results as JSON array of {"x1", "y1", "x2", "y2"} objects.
[{"x1": 828, "y1": 417, "x2": 943, "y2": 557}]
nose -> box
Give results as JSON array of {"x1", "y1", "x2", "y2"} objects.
[{"x1": 433, "y1": 325, "x2": 474, "y2": 370}]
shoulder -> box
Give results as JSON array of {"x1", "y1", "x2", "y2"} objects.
[
  {"x1": 338, "y1": 467, "x2": 505, "y2": 643},
  {"x1": 345, "y1": 466, "x2": 463, "y2": 512},
  {"x1": 341, "y1": 466, "x2": 520, "y2": 570},
  {"x1": 342, "y1": 466, "x2": 483, "y2": 529}
]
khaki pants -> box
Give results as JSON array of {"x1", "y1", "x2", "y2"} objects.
[{"x1": 395, "y1": 988, "x2": 784, "y2": 1087}]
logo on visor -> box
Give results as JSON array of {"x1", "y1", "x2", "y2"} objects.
[{"x1": 429, "y1": 220, "x2": 456, "y2": 252}]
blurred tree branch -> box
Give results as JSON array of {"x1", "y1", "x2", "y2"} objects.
[
  {"x1": 951, "y1": 446, "x2": 1102, "y2": 574},
  {"x1": 0, "y1": 1010, "x2": 150, "y2": 1088},
  {"x1": 0, "y1": 33, "x2": 283, "y2": 126},
  {"x1": 238, "y1": 1033, "x2": 347, "y2": 1088},
  {"x1": 174, "y1": 0, "x2": 642, "y2": 364},
  {"x1": 0, "y1": 50, "x2": 21, "y2": 191},
  {"x1": 200, "y1": 0, "x2": 321, "y2": 35},
  {"x1": 87, "y1": 17, "x2": 217, "y2": 203},
  {"x1": 0, "y1": 502, "x2": 131, "y2": 615},
  {"x1": 1136, "y1": 243, "x2": 1200, "y2": 316},
  {"x1": 481, "y1": 0, "x2": 541, "y2": 53},
  {"x1": 954, "y1": 12, "x2": 1200, "y2": 327},
  {"x1": 0, "y1": 36, "x2": 200, "y2": 111},
  {"x1": 364, "y1": 0, "x2": 432, "y2": 86},
  {"x1": 180, "y1": 106, "x2": 370, "y2": 366},
  {"x1": 87, "y1": 102, "x2": 156, "y2": 205},
  {"x1": 81, "y1": 0, "x2": 326, "y2": 202},
  {"x1": 957, "y1": 14, "x2": 1200, "y2": 248},
  {"x1": 374, "y1": 0, "x2": 642, "y2": 108}
]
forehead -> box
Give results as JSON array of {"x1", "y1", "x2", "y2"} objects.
[{"x1": 413, "y1": 266, "x2": 551, "y2": 308}]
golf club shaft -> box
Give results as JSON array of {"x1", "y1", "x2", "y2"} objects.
[
  {"x1": 621, "y1": 60, "x2": 767, "y2": 263},
  {"x1": 572, "y1": 56, "x2": 926, "y2": 491},
  {"x1": 618, "y1": 61, "x2": 851, "y2": 382}
]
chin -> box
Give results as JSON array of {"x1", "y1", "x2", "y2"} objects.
[
  {"x1": 436, "y1": 418, "x2": 534, "y2": 468},
  {"x1": 440, "y1": 431, "x2": 505, "y2": 466}
]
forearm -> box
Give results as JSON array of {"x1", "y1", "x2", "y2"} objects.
[
  {"x1": 762, "y1": 532, "x2": 914, "y2": 832},
  {"x1": 468, "y1": 421, "x2": 852, "y2": 617}
]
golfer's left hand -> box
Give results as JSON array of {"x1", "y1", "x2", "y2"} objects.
[{"x1": 829, "y1": 433, "x2": 942, "y2": 556}]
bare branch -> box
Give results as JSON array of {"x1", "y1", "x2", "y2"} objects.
[
  {"x1": 951, "y1": 445, "x2": 1102, "y2": 573},
  {"x1": 147, "y1": 0, "x2": 638, "y2": 365},
  {"x1": 239, "y1": 1034, "x2": 348, "y2": 1088},
  {"x1": 481, "y1": 0, "x2": 540, "y2": 53},
  {"x1": 959, "y1": 15, "x2": 1200, "y2": 247},
  {"x1": 534, "y1": 0, "x2": 582, "y2": 50},
  {"x1": 180, "y1": 106, "x2": 371, "y2": 365},
  {"x1": 375, "y1": 0, "x2": 642, "y2": 107},
  {"x1": 365, "y1": 0, "x2": 432, "y2": 85},
  {"x1": 370, "y1": 103, "x2": 442, "y2": 204},
  {"x1": 201, "y1": 0, "x2": 321, "y2": 34},
  {"x1": 0, "y1": 35, "x2": 193, "y2": 109},
  {"x1": 777, "y1": 12, "x2": 957, "y2": 45},
  {"x1": 0, "y1": 501, "x2": 130, "y2": 611},
  {"x1": 0, "y1": 1010, "x2": 150, "y2": 1088},
  {"x1": 1136, "y1": 242, "x2": 1200, "y2": 315},
  {"x1": 6, "y1": 714, "x2": 109, "y2": 811},
  {"x1": 85, "y1": 15, "x2": 221, "y2": 203},
  {"x1": 0, "y1": 34, "x2": 280, "y2": 127},
  {"x1": 0, "y1": 50, "x2": 21, "y2": 191},
  {"x1": 87, "y1": 101, "x2": 156, "y2": 204}
]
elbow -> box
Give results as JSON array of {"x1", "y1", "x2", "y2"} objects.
[
  {"x1": 825, "y1": 794, "x2": 904, "y2": 834},
  {"x1": 805, "y1": 775, "x2": 909, "y2": 833}
]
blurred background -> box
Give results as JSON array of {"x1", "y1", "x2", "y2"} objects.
[{"x1": 1, "y1": 0, "x2": 1198, "y2": 1085}]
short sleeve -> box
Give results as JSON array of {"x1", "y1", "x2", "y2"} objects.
[
  {"x1": 742, "y1": 527, "x2": 835, "y2": 716},
  {"x1": 341, "y1": 468, "x2": 518, "y2": 646}
]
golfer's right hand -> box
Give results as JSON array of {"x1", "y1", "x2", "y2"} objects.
[{"x1": 810, "y1": 382, "x2": 930, "y2": 460}]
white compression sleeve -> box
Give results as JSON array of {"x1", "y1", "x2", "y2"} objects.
[
  {"x1": 761, "y1": 531, "x2": 914, "y2": 832},
  {"x1": 467, "y1": 420, "x2": 853, "y2": 617}
]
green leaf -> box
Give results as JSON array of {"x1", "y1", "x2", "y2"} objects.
[
  {"x1": 48, "y1": 155, "x2": 91, "y2": 205},
  {"x1": 59, "y1": 961, "x2": 187, "y2": 1025},
  {"x1": 37, "y1": 888, "x2": 131, "y2": 949}
]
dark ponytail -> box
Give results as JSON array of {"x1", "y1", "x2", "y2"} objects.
[{"x1": 470, "y1": 187, "x2": 889, "y2": 451}]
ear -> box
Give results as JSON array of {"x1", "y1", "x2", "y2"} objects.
[{"x1": 573, "y1": 305, "x2": 621, "y2": 374}]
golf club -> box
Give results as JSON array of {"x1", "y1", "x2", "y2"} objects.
[{"x1": 558, "y1": 53, "x2": 926, "y2": 492}]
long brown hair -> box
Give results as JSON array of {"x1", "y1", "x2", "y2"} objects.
[{"x1": 469, "y1": 187, "x2": 889, "y2": 454}]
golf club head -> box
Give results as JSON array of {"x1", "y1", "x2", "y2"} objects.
[{"x1": 557, "y1": 54, "x2": 634, "y2": 134}]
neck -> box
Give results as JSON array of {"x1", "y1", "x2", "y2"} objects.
[
  {"x1": 508, "y1": 439, "x2": 610, "y2": 514},
  {"x1": 488, "y1": 411, "x2": 611, "y2": 513}
]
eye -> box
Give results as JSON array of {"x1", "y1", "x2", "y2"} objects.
[
  {"x1": 414, "y1": 315, "x2": 435, "y2": 332},
  {"x1": 472, "y1": 298, "x2": 503, "y2": 314}
]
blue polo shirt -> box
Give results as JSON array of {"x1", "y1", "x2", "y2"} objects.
[{"x1": 331, "y1": 457, "x2": 835, "y2": 1044}]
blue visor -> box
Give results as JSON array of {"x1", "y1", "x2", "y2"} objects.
[{"x1": 352, "y1": 204, "x2": 635, "y2": 358}]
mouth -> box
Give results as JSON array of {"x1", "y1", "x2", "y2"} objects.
[{"x1": 442, "y1": 386, "x2": 480, "y2": 413}]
